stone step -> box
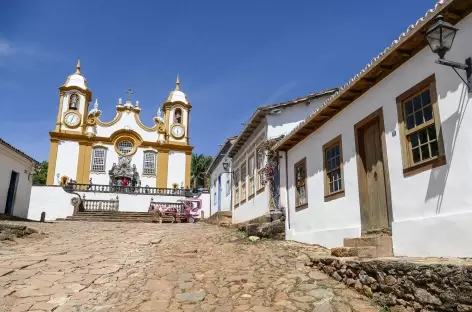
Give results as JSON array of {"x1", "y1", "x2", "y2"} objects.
[
  {"x1": 343, "y1": 235, "x2": 392, "y2": 247},
  {"x1": 331, "y1": 247, "x2": 377, "y2": 258},
  {"x1": 342, "y1": 235, "x2": 393, "y2": 257}
]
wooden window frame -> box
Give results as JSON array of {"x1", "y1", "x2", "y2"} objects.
[
  {"x1": 323, "y1": 135, "x2": 345, "y2": 201},
  {"x1": 240, "y1": 161, "x2": 247, "y2": 204},
  {"x1": 91, "y1": 147, "x2": 107, "y2": 173},
  {"x1": 256, "y1": 146, "x2": 265, "y2": 193},
  {"x1": 233, "y1": 166, "x2": 240, "y2": 208},
  {"x1": 396, "y1": 74, "x2": 446, "y2": 177},
  {"x1": 142, "y1": 151, "x2": 157, "y2": 176},
  {"x1": 294, "y1": 157, "x2": 308, "y2": 211},
  {"x1": 248, "y1": 154, "x2": 255, "y2": 199}
]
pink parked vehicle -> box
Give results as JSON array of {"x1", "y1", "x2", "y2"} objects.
[{"x1": 148, "y1": 197, "x2": 202, "y2": 223}]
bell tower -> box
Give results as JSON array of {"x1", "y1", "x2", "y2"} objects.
[
  {"x1": 55, "y1": 59, "x2": 92, "y2": 133},
  {"x1": 164, "y1": 75, "x2": 191, "y2": 145}
]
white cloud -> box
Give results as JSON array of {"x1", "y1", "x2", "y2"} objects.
[{"x1": 0, "y1": 39, "x2": 15, "y2": 56}]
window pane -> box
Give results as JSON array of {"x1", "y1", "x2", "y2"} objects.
[
  {"x1": 413, "y1": 95, "x2": 422, "y2": 111},
  {"x1": 423, "y1": 105, "x2": 433, "y2": 122},
  {"x1": 414, "y1": 110, "x2": 423, "y2": 126},
  {"x1": 418, "y1": 128, "x2": 428, "y2": 144},
  {"x1": 412, "y1": 147, "x2": 421, "y2": 163},
  {"x1": 427, "y1": 125, "x2": 437, "y2": 141},
  {"x1": 411, "y1": 132, "x2": 419, "y2": 148},
  {"x1": 420, "y1": 144, "x2": 430, "y2": 160},
  {"x1": 334, "y1": 145, "x2": 339, "y2": 157},
  {"x1": 337, "y1": 179, "x2": 342, "y2": 192},
  {"x1": 430, "y1": 141, "x2": 439, "y2": 157},
  {"x1": 405, "y1": 100, "x2": 413, "y2": 115},
  {"x1": 421, "y1": 89, "x2": 431, "y2": 106},
  {"x1": 335, "y1": 155, "x2": 341, "y2": 167},
  {"x1": 407, "y1": 116, "x2": 415, "y2": 130}
]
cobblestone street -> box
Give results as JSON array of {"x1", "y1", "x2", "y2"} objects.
[{"x1": 0, "y1": 221, "x2": 379, "y2": 312}]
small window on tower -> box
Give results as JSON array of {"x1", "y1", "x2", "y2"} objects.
[
  {"x1": 174, "y1": 108, "x2": 182, "y2": 124},
  {"x1": 69, "y1": 93, "x2": 79, "y2": 110}
]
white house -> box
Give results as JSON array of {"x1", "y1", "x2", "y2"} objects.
[
  {"x1": 0, "y1": 138, "x2": 38, "y2": 219},
  {"x1": 206, "y1": 137, "x2": 236, "y2": 217},
  {"x1": 228, "y1": 88, "x2": 338, "y2": 223},
  {"x1": 275, "y1": 0, "x2": 472, "y2": 257}
]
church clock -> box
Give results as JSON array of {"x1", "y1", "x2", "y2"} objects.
[
  {"x1": 64, "y1": 111, "x2": 81, "y2": 128},
  {"x1": 171, "y1": 124, "x2": 185, "y2": 139}
]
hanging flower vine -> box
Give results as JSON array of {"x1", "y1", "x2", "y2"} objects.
[{"x1": 258, "y1": 137, "x2": 283, "y2": 211}]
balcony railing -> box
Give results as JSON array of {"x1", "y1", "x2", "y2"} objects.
[
  {"x1": 83, "y1": 197, "x2": 119, "y2": 211},
  {"x1": 64, "y1": 183, "x2": 191, "y2": 196}
]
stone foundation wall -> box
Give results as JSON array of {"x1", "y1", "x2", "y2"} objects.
[{"x1": 309, "y1": 257, "x2": 472, "y2": 312}]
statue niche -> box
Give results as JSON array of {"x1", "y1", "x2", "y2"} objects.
[{"x1": 108, "y1": 156, "x2": 141, "y2": 187}]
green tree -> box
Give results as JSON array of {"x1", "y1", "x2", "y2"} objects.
[
  {"x1": 190, "y1": 154, "x2": 213, "y2": 188},
  {"x1": 33, "y1": 161, "x2": 48, "y2": 185}
]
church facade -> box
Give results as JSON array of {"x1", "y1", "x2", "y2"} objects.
[{"x1": 46, "y1": 60, "x2": 193, "y2": 189}]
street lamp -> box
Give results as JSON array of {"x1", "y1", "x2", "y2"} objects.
[{"x1": 425, "y1": 15, "x2": 471, "y2": 92}]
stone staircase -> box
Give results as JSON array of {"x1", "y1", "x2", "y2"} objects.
[
  {"x1": 60, "y1": 211, "x2": 176, "y2": 223},
  {"x1": 331, "y1": 234, "x2": 393, "y2": 258}
]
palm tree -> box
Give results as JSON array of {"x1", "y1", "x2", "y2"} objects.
[{"x1": 190, "y1": 153, "x2": 213, "y2": 189}]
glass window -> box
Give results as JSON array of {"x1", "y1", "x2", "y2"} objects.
[
  {"x1": 324, "y1": 138, "x2": 343, "y2": 196},
  {"x1": 143, "y1": 152, "x2": 156, "y2": 176},
  {"x1": 117, "y1": 140, "x2": 133, "y2": 155},
  {"x1": 91, "y1": 148, "x2": 106, "y2": 172},
  {"x1": 396, "y1": 75, "x2": 446, "y2": 176},
  {"x1": 294, "y1": 158, "x2": 307, "y2": 208}
]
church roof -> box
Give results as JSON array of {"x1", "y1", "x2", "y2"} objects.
[
  {"x1": 167, "y1": 75, "x2": 189, "y2": 104},
  {"x1": 62, "y1": 59, "x2": 88, "y2": 90},
  {"x1": 0, "y1": 138, "x2": 39, "y2": 165}
]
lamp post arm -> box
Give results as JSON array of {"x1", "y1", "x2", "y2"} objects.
[{"x1": 435, "y1": 57, "x2": 472, "y2": 92}]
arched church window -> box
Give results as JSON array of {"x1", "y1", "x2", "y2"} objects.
[
  {"x1": 69, "y1": 93, "x2": 79, "y2": 110},
  {"x1": 117, "y1": 140, "x2": 134, "y2": 156},
  {"x1": 143, "y1": 152, "x2": 156, "y2": 176},
  {"x1": 91, "y1": 148, "x2": 107, "y2": 172},
  {"x1": 174, "y1": 108, "x2": 182, "y2": 124}
]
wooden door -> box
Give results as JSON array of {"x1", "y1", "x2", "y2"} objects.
[{"x1": 356, "y1": 116, "x2": 390, "y2": 233}]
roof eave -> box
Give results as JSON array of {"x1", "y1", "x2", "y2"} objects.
[{"x1": 274, "y1": 0, "x2": 472, "y2": 152}]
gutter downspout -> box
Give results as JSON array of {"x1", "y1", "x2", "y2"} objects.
[{"x1": 284, "y1": 150, "x2": 290, "y2": 229}]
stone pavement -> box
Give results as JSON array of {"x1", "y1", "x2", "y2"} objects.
[{"x1": 0, "y1": 221, "x2": 379, "y2": 312}]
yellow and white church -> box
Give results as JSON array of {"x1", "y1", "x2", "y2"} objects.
[{"x1": 46, "y1": 60, "x2": 193, "y2": 189}]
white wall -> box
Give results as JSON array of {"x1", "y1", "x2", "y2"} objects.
[
  {"x1": 209, "y1": 160, "x2": 232, "y2": 216},
  {"x1": 54, "y1": 141, "x2": 79, "y2": 184},
  {"x1": 167, "y1": 151, "x2": 186, "y2": 188},
  {"x1": 284, "y1": 13, "x2": 472, "y2": 257},
  {"x1": 27, "y1": 186, "x2": 209, "y2": 221},
  {"x1": 267, "y1": 95, "x2": 331, "y2": 139},
  {"x1": 28, "y1": 186, "x2": 76, "y2": 221},
  {"x1": 0, "y1": 145, "x2": 35, "y2": 219}
]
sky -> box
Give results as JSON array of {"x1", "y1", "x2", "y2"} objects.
[{"x1": 0, "y1": 0, "x2": 437, "y2": 162}]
